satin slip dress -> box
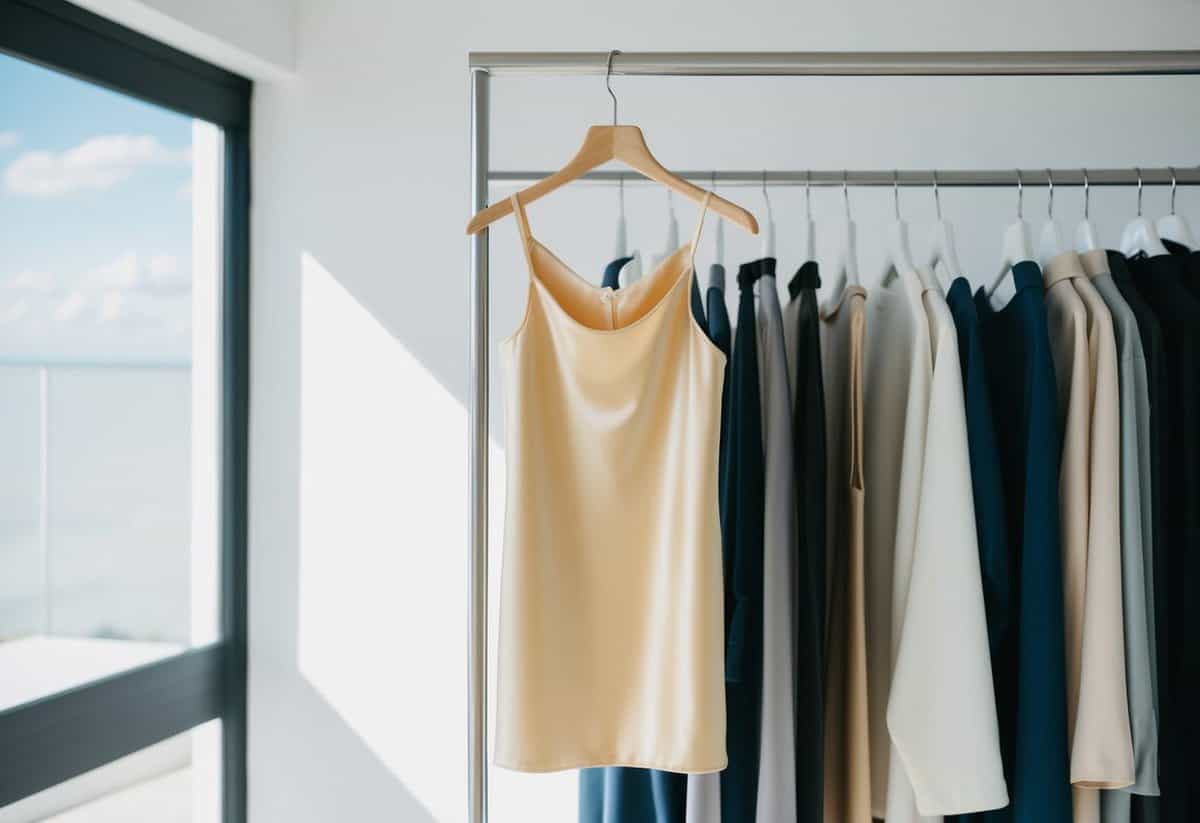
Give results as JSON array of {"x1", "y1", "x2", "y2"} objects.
[{"x1": 494, "y1": 191, "x2": 728, "y2": 775}]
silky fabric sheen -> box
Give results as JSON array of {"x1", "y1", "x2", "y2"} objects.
[{"x1": 495, "y1": 193, "x2": 727, "y2": 774}]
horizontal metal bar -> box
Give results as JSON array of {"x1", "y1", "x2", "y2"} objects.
[
  {"x1": 471, "y1": 50, "x2": 1200, "y2": 77},
  {"x1": 489, "y1": 167, "x2": 1200, "y2": 188},
  {"x1": 0, "y1": 643, "x2": 227, "y2": 806}
]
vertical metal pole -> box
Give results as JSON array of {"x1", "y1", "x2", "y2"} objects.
[
  {"x1": 468, "y1": 65, "x2": 490, "y2": 823},
  {"x1": 39, "y1": 366, "x2": 50, "y2": 635}
]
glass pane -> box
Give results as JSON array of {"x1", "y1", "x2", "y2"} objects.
[
  {"x1": 0, "y1": 48, "x2": 224, "y2": 706},
  {"x1": 0, "y1": 721, "x2": 222, "y2": 823}
]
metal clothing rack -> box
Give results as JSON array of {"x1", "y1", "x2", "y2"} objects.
[{"x1": 466, "y1": 50, "x2": 1200, "y2": 823}]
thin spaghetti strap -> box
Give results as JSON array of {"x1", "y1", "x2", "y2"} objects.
[
  {"x1": 689, "y1": 192, "x2": 713, "y2": 270},
  {"x1": 510, "y1": 192, "x2": 537, "y2": 277}
]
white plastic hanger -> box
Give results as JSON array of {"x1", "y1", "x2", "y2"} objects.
[
  {"x1": 1157, "y1": 166, "x2": 1196, "y2": 249},
  {"x1": 1074, "y1": 169, "x2": 1101, "y2": 253},
  {"x1": 878, "y1": 171, "x2": 928, "y2": 291},
  {"x1": 799, "y1": 170, "x2": 815, "y2": 263},
  {"x1": 650, "y1": 188, "x2": 680, "y2": 275},
  {"x1": 820, "y1": 171, "x2": 861, "y2": 316},
  {"x1": 1038, "y1": 169, "x2": 1064, "y2": 266},
  {"x1": 712, "y1": 172, "x2": 726, "y2": 271},
  {"x1": 1120, "y1": 168, "x2": 1168, "y2": 257},
  {"x1": 986, "y1": 169, "x2": 1035, "y2": 306},
  {"x1": 759, "y1": 171, "x2": 776, "y2": 259},
  {"x1": 926, "y1": 170, "x2": 963, "y2": 290}
]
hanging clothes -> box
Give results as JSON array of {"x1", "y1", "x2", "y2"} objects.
[
  {"x1": 1106, "y1": 249, "x2": 1167, "y2": 823},
  {"x1": 580, "y1": 253, "x2": 707, "y2": 823},
  {"x1": 1082, "y1": 250, "x2": 1160, "y2": 823},
  {"x1": 718, "y1": 259, "x2": 768, "y2": 823},
  {"x1": 862, "y1": 266, "x2": 920, "y2": 819},
  {"x1": 752, "y1": 260, "x2": 799, "y2": 823},
  {"x1": 816, "y1": 280, "x2": 870, "y2": 823},
  {"x1": 1161, "y1": 239, "x2": 1200, "y2": 823},
  {"x1": 882, "y1": 267, "x2": 1007, "y2": 822},
  {"x1": 1127, "y1": 247, "x2": 1200, "y2": 823},
  {"x1": 1043, "y1": 250, "x2": 1135, "y2": 823},
  {"x1": 974, "y1": 261, "x2": 1072, "y2": 823},
  {"x1": 1071, "y1": 263, "x2": 1135, "y2": 799},
  {"x1": 685, "y1": 263, "x2": 732, "y2": 823},
  {"x1": 783, "y1": 260, "x2": 827, "y2": 823},
  {"x1": 944, "y1": 274, "x2": 1012, "y2": 823},
  {"x1": 495, "y1": 193, "x2": 727, "y2": 774}
]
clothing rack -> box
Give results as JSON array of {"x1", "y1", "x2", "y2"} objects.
[
  {"x1": 489, "y1": 168, "x2": 1200, "y2": 187},
  {"x1": 466, "y1": 50, "x2": 1200, "y2": 823}
]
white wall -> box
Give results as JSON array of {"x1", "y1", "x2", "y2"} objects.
[
  {"x1": 71, "y1": 0, "x2": 294, "y2": 79},
  {"x1": 214, "y1": 1, "x2": 1200, "y2": 821}
]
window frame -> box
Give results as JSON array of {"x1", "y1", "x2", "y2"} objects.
[{"x1": 0, "y1": 1, "x2": 250, "y2": 819}]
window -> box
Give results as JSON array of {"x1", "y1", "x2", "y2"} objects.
[{"x1": 0, "y1": 1, "x2": 249, "y2": 820}]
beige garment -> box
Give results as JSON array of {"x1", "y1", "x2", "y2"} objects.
[
  {"x1": 494, "y1": 193, "x2": 727, "y2": 774},
  {"x1": 862, "y1": 276, "x2": 920, "y2": 816},
  {"x1": 820, "y1": 285, "x2": 870, "y2": 823},
  {"x1": 1043, "y1": 252, "x2": 1135, "y2": 822},
  {"x1": 884, "y1": 280, "x2": 1007, "y2": 821}
]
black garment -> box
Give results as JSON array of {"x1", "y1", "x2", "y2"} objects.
[
  {"x1": 1109, "y1": 251, "x2": 1167, "y2": 823},
  {"x1": 946, "y1": 276, "x2": 1012, "y2": 823},
  {"x1": 974, "y1": 262, "x2": 1071, "y2": 823},
  {"x1": 786, "y1": 260, "x2": 825, "y2": 823},
  {"x1": 720, "y1": 260, "x2": 767, "y2": 823},
  {"x1": 1129, "y1": 246, "x2": 1200, "y2": 823}
]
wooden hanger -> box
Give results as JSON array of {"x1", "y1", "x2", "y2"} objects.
[{"x1": 466, "y1": 51, "x2": 758, "y2": 237}]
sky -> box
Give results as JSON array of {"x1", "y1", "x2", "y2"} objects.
[{"x1": 0, "y1": 51, "x2": 197, "y2": 364}]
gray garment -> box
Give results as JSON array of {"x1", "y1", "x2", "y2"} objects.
[
  {"x1": 1092, "y1": 271, "x2": 1160, "y2": 822},
  {"x1": 754, "y1": 274, "x2": 799, "y2": 823}
]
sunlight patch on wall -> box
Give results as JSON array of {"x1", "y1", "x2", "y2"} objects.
[{"x1": 298, "y1": 251, "x2": 465, "y2": 823}]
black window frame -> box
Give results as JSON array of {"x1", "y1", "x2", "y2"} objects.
[{"x1": 0, "y1": 1, "x2": 250, "y2": 820}]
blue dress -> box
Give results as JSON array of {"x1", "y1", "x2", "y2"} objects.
[{"x1": 972, "y1": 263, "x2": 1071, "y2": 823}]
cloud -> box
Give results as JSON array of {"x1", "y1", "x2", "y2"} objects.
[
  {"x1": 3, "y1": 134, "x2": 187, "y2": 197},
  {"x1": 2, "y1": 270, "x2": 56, "y2": 291},
  {"x1": 0, "y1": 131, "x2": 18, "y2": 151}
]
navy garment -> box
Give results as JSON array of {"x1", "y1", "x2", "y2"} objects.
[
  {"x1": 707, "y1": 265, "x2": 732, "y2": 508},
  {"x1": 786, "y1": 260, "x2": 825, "y2": 823},
  {"x1": 600, "y1": 255, "x2": 633, "y2": 289},
  {"x1": 973, "y1": 262, "x2": 1072, "y2": 823},
  {"x1": 946, "y1": 276, "x2": 1012, "y2": 823},
  {"x1": 578, "y1": 255, "x2": 691, "y2": 823},
  {"x1": 1110, "y1": 251, "x2": 1167, "y2": 823},
  {"x1": 1128, "y1": 247, "x2": 1200, "y2": 823},
  {"x1": 720, "y1": 260, "x2": 767, "y2": 823}
]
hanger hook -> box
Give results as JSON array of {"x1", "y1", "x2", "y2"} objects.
[
  {"x1": 1082, "y1": 168, "x2": 1090, "y2": 220},
  {"x1": 761, "y1": 169, "x2": 771, "y2": 210},
  {"x1": 1136, "y1": 167, "x2": 1144, "y2": 217},
  {"x1": 893, "y1": 170, "x2": 901, "y2": 221},
  {"x1": 804, "y1": 170, "x2": 812, "y2": 214},
  {"x1": 1046, "y1": 168, "x2": 1054, "y2": 219},
  {"x1": 842, "y1": 170, "x2": 850, "y2": 219},
  {"x1": 1169, "y1": 166, "x2": 1178, "y2": 215},
  {"x1": 932, "y1": 170, "x2": 942, "y2": 220},
  {"x1": 605, "y1": 49, "x2": 621, "y2": 126},
  {"x1": 1016, "y1": 169, "x2": 1023, "y2": 219},
  {"x1": 711, "y1": 170, "x2": 717, "y2": 192}
]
